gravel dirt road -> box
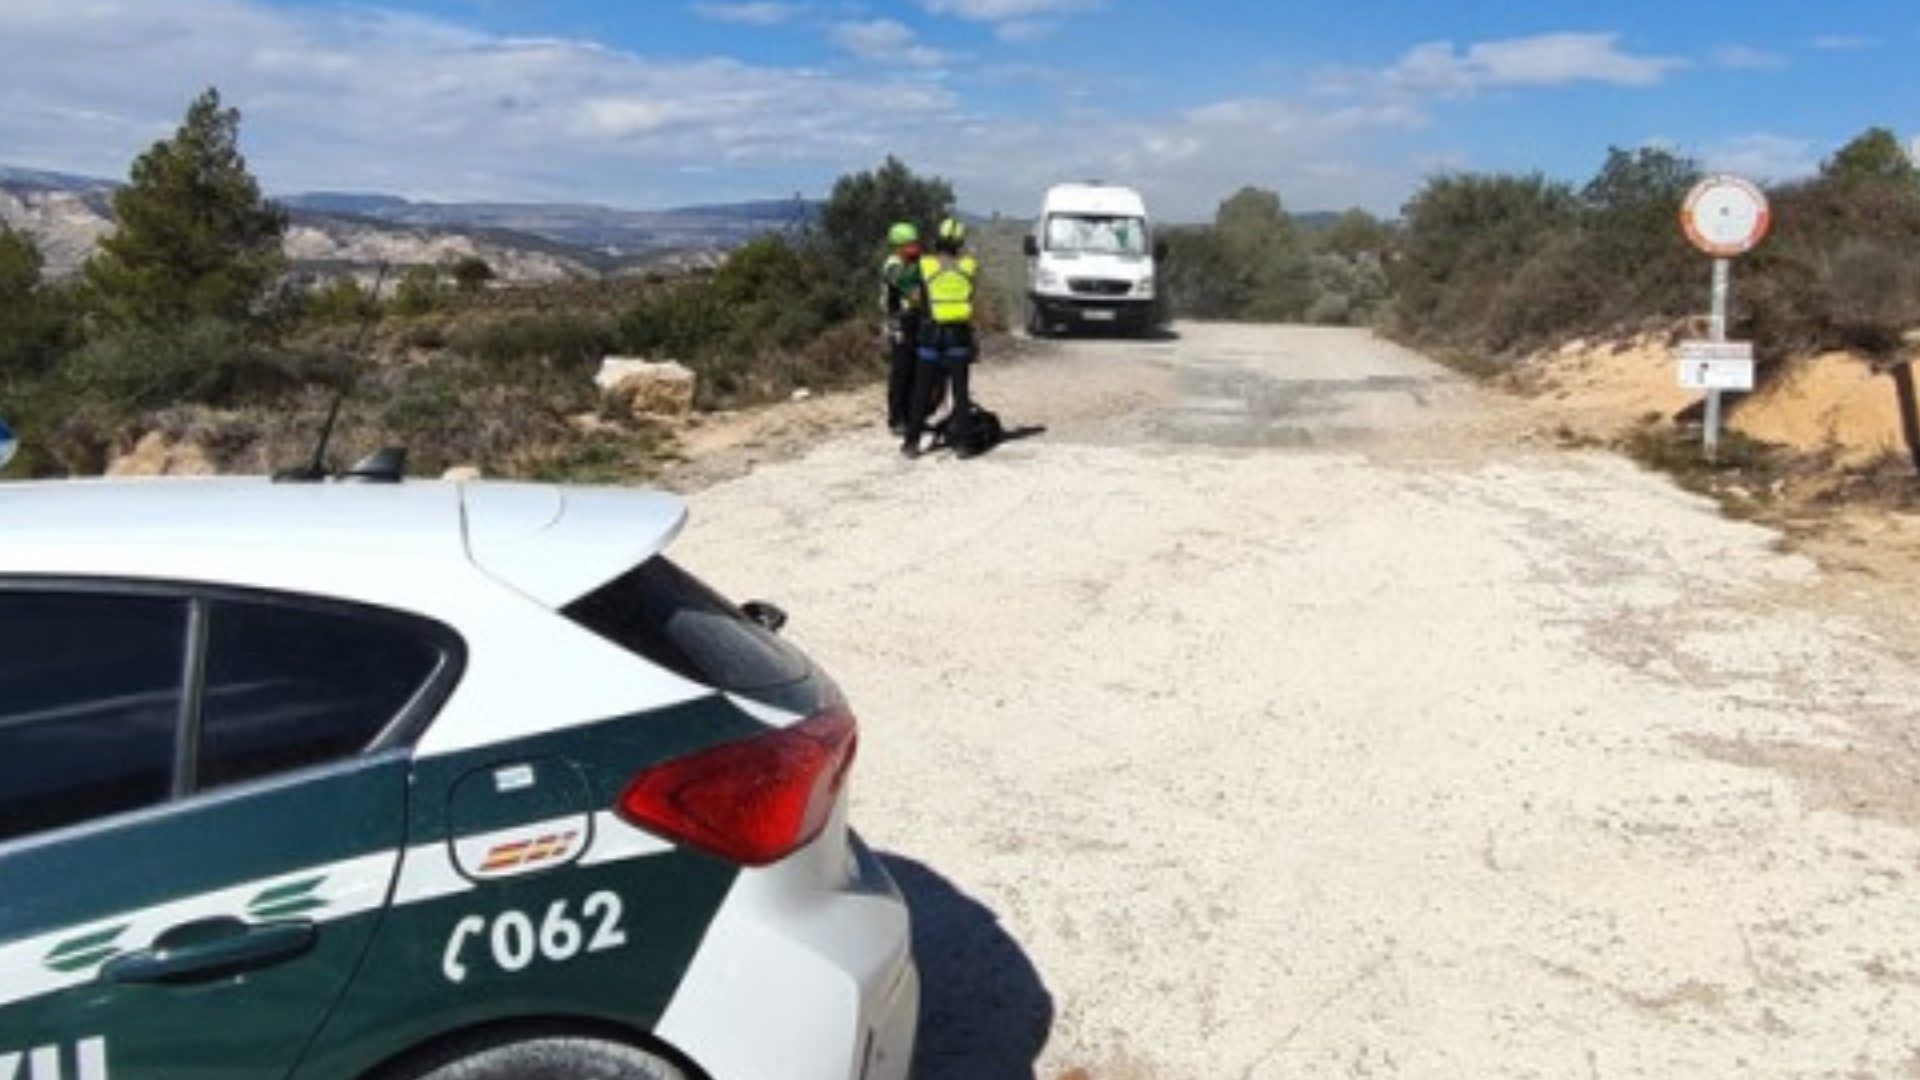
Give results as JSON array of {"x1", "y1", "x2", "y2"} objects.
[{"x1": 672, "y1": 323, "x2": 1920, "y2": 1079}]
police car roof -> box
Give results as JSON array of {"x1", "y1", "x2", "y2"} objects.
[{"x1": 0, "y1": 477, "x2": 687, "y2": 608}]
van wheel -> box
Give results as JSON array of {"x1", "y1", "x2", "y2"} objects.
[
  {"x1": 1025, "y1": 302, "x2": 1049, "y2": 338},
  {"x1": 400, "y1": 1036, "x2": 686, "y2": 1080}
]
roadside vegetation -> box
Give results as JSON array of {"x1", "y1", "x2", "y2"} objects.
[
  {"x1": 1375, "y1": 127, "x2": 1920, "y2": 515},
  {"x1": 0, "y1": 89, "x2": 959, "y2": 479},
  {"x1": 1386, "y1": 129, "x2": 1920, "y2": 361},
  {"x1": 8, "y1": 84, "x2": 1919, "y2": 502},
  {"x1": 1161, "y1": 188, "x2": 1393, "y2": 327},
  {"x1": 1151, "y1": 127, "x2": 1920, "y2": 366}
]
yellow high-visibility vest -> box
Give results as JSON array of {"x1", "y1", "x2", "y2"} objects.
[{"x1": 919, "y1": 254, "x2": 977, "y2": 325}]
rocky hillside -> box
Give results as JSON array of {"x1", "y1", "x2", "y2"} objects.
[
  {"x1": 278, "y1": 215, "x2": 597, "y2": 284},
  {"x1": 281, "y1": 192, "x2": 818, "y2": 258},
  {"x1": 0, "y1": 165, "x2": 812, "y2": 282},
  {"x1": 0, "y1": 170, "x2": 116, "y2": 278}
]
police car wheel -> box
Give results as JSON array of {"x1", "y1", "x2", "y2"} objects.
[{"x1": 401, "y1": 1036, "x2": 686, "y2": 1080}]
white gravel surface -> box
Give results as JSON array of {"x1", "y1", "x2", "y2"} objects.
[{"x1": 675, "y1": 324, "x2": 1920, "y2": 1079}]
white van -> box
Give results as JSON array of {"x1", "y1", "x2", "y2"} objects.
[{"x1": 1023, "y1": 182, "x2": 1165, "y2": 336}]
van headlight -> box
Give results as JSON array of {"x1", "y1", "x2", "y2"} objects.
[{"x1": 1037, "y1": 268, "x2": 1063, "y2": 290}]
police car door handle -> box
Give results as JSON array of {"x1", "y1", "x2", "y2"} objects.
[{"x1": 101, "y1": 917, "x2": 318, "y2": 986}]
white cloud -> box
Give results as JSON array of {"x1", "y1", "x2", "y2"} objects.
[
  {"x1": 920, "y1": 0, "x2": 1102, "y2": 19},
  {"x1": 921, "y1": 96, "x2": 1426, "y2": 220},
  {"x1": 1809, "y1": 35, "x2": 1876, "y2": 52},
  {"x1": 829, "y1": 19, "x2": 949, "y2": 67},
  {"x1": 1374, "y1": 33, "x2": 1684, "y2": 96},
  {"x1": 13, "y1": 0, "x2": 1359, "y2": 216},
  {"x1": 995, "y1": 19, "x2": 1057, "y2": 44},
  {"x1": 919, "y1": 0, "x2": 1099, "y2": 44},
  {"x1": 691, "y1": 3, "x2": 806, "y2": 27},
  {"x1": 1712, "y1": 45, "x2": 1786, "y2": 71},
  {"x1": 0, "y1": 0, "x2": 957, "y2": 205},
  {"x1": 1699, "y1": 134, "x2": 1821, "y2": 181},
  {"x1": 0, "y1": 2, "x2": 1765, "y2": 222}
]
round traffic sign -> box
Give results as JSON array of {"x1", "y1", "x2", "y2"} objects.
[{"x1": 1681, "y1": 174, "x2": 1771, "y2": 258}]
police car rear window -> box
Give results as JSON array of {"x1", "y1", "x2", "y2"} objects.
[
  {"x1": 196, "y1": 599, "x2": 446, "y2": 791},
  {"x1": 0, "y1": 592, "x2": 183, "y2": 843},
  {"x1": 0, "y1": 588, "x2": 454, "y2": 845},
  {"x1": 563, "y1": 558, "x2": 811, "y2": 693}
]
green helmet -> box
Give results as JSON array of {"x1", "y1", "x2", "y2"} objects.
[
  {"x1": 887, "y1": 222, "x2": 919, "y2": 247},
  {"x1": 937, "y1": 218, "x2": 966, "y2": 245}
]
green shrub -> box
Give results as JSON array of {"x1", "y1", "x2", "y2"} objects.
[
  {"x1": 1305, "y1": 252, "x2": 1389, "y2": 326},
  {"x1": 1387, "y1": 133, "x2": 1920, "y2": 359},
  {"x1": 306, "y1": 278, "x2": 379, "y2": 325},
  {"x1": 450, "y1": 312, "x2": 617, "y2": 374},
  {"x1": 613, "y1": 235, "x2": 869, "y2": 407},
  {"x1": 0, "y1": 227, "x2": 73, "y2": 384},
  {"x1": 525, "y1": 431, "x2": 660, "y2": 485},
  {"x1": 60, "y1": 320, "x2": 270, "y2": 413},
  {"x1": 452, "y1": 256, "x2": 496, "y2": 294},
  {"x1": 391, "y1": 266, "x2": 446, "y2": 316},
  {"x1": 1392, "y1": 172, "x2": 1579, "y2": 344},
  {"x1": 366, "y1": 357, "x2": 586, "y2": 476},
  {"x1": 6, "y1": 321, "x2": 331, "y2": 476}
]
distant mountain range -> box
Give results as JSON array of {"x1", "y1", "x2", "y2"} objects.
[{"x1": 0, "y1": 165, "x2": 821, "y2": 282}]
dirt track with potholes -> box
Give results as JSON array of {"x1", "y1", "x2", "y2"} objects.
[{"x1": 673, "y1": 323, "x2": 1920, "y2": 1079}]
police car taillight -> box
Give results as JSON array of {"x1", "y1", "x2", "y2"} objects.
[{"x1": 616, "y1": 708, "x2": 858, "y2": 867}]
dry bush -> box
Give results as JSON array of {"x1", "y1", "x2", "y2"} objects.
[{"x1": 1820, "y1": 239, "x2": 1920, "y2": 353}]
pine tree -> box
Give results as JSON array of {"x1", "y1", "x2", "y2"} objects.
[
  {"x1": 816, "y1": 157, "x2": 954, "y2": 283},
  {"x1": 0, "y1": 226, "x2": 66, "y2": 382},
  {"x1": 83, "y1": 88, "x2": 286, "y2": 330},
  {"x1": 1821, "y1": 128, "x2": 1920, "y2": 188},
  {"x1": 1214, "y1": 187, "x2": 1313, "y2": 321}
]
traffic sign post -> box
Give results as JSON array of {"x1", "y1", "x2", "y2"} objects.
[{"x1": 1679, "y1": 175, "x2": 1771, "y2": 461}]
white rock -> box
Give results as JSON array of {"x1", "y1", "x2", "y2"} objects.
[{"x1": 597, "y1": 357, "x2": 697, "y2": 418}]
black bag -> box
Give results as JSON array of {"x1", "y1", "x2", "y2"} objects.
[
  {"x1": 966, "y1": 406, "x2": 1005, "y2": 454},
  {"x1": 931, "y1": 403, "x2": 1003, "y2": 456}
]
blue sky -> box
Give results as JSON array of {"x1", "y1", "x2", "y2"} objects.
[{"x1": 0, "y1": 0, "x2": 1911, "y2": 219}]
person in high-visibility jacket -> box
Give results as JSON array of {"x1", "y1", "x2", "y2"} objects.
[
  {"x1": 902, "y1": 217, "x2": 980, "y2": 459},
  {"x1": 880, "y1": 222, "x2": 923, "y2": 434}
]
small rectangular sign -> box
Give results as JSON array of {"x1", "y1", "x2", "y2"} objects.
[
  {"x1": 1677, "y1": 340, "x2": 1755, "y2": 362},
  {"x1": 1677, "y1": 357, "x2": 1755, "y2": 391}
]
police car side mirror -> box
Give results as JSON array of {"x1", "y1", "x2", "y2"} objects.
[
  {"x1": 1023, "y1": 235, "x2": 1039, "y2": 258},
  {"x1": 743, "y1": 601, "x2": 788, "y2": 634}
]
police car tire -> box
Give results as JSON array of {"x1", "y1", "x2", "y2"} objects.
[{"x1": 401, "y1": 1036, "x2": 686, "y2": 1080}]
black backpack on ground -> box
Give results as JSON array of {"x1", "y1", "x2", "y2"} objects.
[{"x1": 929, "y1": 403, "x2": 1003, "y2": 456}]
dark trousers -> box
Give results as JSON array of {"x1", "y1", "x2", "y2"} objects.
[
  {"x1": 886, "y1": 318, "x2": 920, "y2": 429},
  {"x1": 905, "y1": 325, "x2": 974, "y2": 450}
]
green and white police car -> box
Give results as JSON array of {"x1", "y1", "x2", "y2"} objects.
[{"x1": 0, "y1": 477, "x2": 918, "y2": 1080}]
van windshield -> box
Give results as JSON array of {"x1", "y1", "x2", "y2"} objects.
[{"x1": 1045, "y1": 214, "x2": 1147, "y2": 256}]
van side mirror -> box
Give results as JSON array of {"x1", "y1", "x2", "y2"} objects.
[
  {"x1": 742, "y1": 601, "x2": 788, "y2": 634},
  {"x1": 1023, "y1": 235, "x2": 1039, "y2": 258},
  {"x1": 1154, "y1": 240, "x2": 1168, "y2": 262}
]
